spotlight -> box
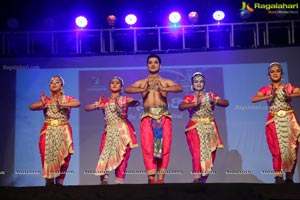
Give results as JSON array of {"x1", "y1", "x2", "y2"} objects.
[
  {"x1": 212, "y1": 10, "x2": 225, "y2": 23},
  {"x1": 75, "y1": 16, "x2": 88, "y2": 28},
  {"x1": 125, "y1": 14, "x2": 137, "y2": 26},
  {"x1": 169, "y1": 12, "x2": 181, "y2": 24},
  {"x1": 107, "y1": 15, "x2": 117, "y2": 27},
  {"x1": 188, "y1": 11, "x2": 199, "y2": 24}
]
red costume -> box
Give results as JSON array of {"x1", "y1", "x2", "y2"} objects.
[
  {"x1": 140, "y1": 106, "x2": 172, "y2": 175},
  {"x1": 258, "y1": 83, "x2": 300, "y2": 175},
  {"x1": 39, "y1": 95, "x2": 75, "y2": 180},
  {"x1": 182, "y1": 93, "x2": 224, "y2": 177},
  {"x1": 95, "y1": 96, "x2": 138, "y2": 183}
]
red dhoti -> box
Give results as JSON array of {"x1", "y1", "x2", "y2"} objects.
[{"x1": 140, "y1": 116, "x2": 172, "y2": 175}]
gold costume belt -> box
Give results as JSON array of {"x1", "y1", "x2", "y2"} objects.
[
  {"x1": 44, "y1": 119, "x2": 69, "y2": 126},
  {"x1": 269, "y1": 110, "x2": 293, "y2": 117},
  {"x1": 142, "y1": 106, "x2": 170, "y2": 120},
  {"x1": 191, "y1": 117, "x2": 213, "y2": 123},
  {"x1": 106, "y1": 119, "x2": 125, "y2": 125},
  {"x1": 185, "y1": 117, "x2": 213, "y2": 132},
  {"x1": 144, "y1": 107, "x2": 168, "y2": 116}
]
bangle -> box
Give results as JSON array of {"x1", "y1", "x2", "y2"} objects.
[
  {"x1": 40, "y1": 100, "x2": 45, "y2": 106},
  {"x1": 214, "y1": 99, "x2": 218, "y2": 105},
  {"x1": 94, "y1": 103, "x2": 99, "y2": 110}
]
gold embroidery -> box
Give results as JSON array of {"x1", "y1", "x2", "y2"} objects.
[
  {"x1": 142, "y1": 106, "x2": 171, "y2": 120},
  {"x1": 269, "y1": 110, "x2": 293, "y2": 117},
  {"x1": 44, "y1": 119, "x2": 68, "y2": 126}
]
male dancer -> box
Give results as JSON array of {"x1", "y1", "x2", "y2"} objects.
[{"x1": 125, "y1": 54, "x2": 183, "y2": 183}]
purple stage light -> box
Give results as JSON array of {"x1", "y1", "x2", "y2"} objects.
[
  {"x1": 75, "y1": 16, "x2": 88, "y2": 28},
  {"x1": 169, "y1": 12, "x2": 181, "y2": 24},
  {"x1": 125, "y1": 14, "x2": 137, "y2": 26}
]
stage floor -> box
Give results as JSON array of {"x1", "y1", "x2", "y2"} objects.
[{"x1": 1, "y1": 183, "x2": 300, "y2": 200}]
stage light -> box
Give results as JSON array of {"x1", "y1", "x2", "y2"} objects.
[
  {"x1": 169, "y1": 12, "x2": 181, "y2": 24},
  {"x1": 75, "y1": 16, "x2": 88, "y2": 28},
  {"x1": 213, "y1": 10, "x2": 225, "y2": 23},
  {"x1": 240, "y1": 10, "x2": 251, "y2": 20},
  {"x1": 107, "y1": 15, "x2": 117, "y2": 27},
  {"x1": 188, "y1": 11, "x2": 199, "y2": 24},
  {"x1": 125, "y1": 14, "x2": 137, "y2": 26}
]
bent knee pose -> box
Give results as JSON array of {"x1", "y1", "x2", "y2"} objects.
[
  {"x1": 85, "y1": 76, "x2": 139, "y2": 184},
  {"x1": 179, "y1": 72, "x2": 229, "y2": 183},
  {"x1": 29, "y1": 75, "x2": 80, "y2": 186},
  {"x1": 125, "y1": 54, "x2": 183, "y2": 184},
  {"x1": 251, "y1": 62, "x2": 300, "y2": 184}
]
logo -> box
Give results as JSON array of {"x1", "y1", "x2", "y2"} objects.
[
  {"x1": 240, "y1": 2, "x2": 299, "y2": 15},
  {"x1": 253, "y1": 3, "x2": 298, "y2": 11},
  {"x1": 241, "y1": 2, "x2": 254, "y2": 12}
]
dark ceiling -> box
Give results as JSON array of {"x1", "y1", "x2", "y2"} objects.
[{"x1": 0, "y1": 0, "x2": 299, "y2": 31}]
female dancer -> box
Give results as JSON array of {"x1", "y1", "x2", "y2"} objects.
[
  {"x1": 251, "y1": 62, "x2": 300, "y2": 183},
  {"x1": 85, "y1": 76, "x2": 139, "y2": 184},
  {"x1": 179, "y1": 72, "x2": 229, "y2": 183},
  {"x1": 29, "y1": 75, "x2": 80, "y2": 186}
]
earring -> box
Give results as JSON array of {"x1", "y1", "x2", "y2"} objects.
[{"x1": 190, "y1": 85, "x2": 194, "y2": 91}]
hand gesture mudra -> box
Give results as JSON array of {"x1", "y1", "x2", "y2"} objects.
[{"x1": 40, "y1": 91, "x2": 49, "y2": 108}]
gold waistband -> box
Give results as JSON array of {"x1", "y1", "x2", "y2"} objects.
[
  {"x1": 142, "y1": 106, "x2": 171, "y2": 120},
  {"x1": 106, "y1": 119, "x2": 125, "y2": 125},
  {"x1": 269, "y1": 110, "x2": 293, "y2": 117},
  {"x1": 144, "y1": 106, "x2": 168, "y2": 116},
  {"x1": 186, "y1": 117, "x2": 213, "y2": 132},
  {"x1": 44, "y1": 119, "x2": 68, "y2": 126},
  {"x1": 191, "y1": 117, "x2": 213, "y2": 123}
]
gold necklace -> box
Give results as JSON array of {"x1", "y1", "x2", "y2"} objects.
[
  {"x1": 147, "y1": 75, "x2": 160, "y2": 90},
  {"x1": 108, "y1": 96, "x2": 121, "y2": 112}
]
